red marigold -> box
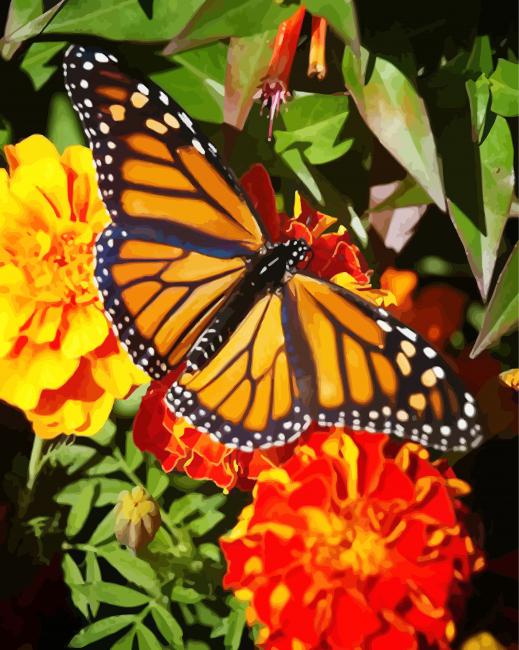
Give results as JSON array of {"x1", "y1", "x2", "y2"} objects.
[
  {"x1": 134, "y1": 164, "x2": 393, "y2": 490},
  {"x1": 220, "y1": 428, "x2": 484, "y2": 649}
]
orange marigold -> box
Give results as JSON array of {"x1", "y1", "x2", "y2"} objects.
[
  {"x1": 0, "y1": 135, "x2": 147, "y2": 438},
  {"x1": 221, "y1": 428, "x2": 484, "y2": 649},
  {"x1": 133, "y1": 164, "x2": 394, "y2": 489}
]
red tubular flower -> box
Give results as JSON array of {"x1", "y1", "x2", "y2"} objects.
[
  {"x1": 221, "y1": 428, "x2": 484, "y2": 649},
  {"x1": 255, "y1": 6, "x2": 306, "y2": 140},
  {"x1": 308, "y1": 17, "x2": 327, "y2": 80}
]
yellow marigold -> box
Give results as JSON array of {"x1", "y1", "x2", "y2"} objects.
[{"x1": 0, "y1": 135, "x2": 148, "y2": 438}]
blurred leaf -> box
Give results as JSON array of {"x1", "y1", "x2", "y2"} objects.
[
  {"x1": 20, "y1": 41, "x2": 65, "y2": 90},
  {"x1": 66, "y1": 479, "x2": 96, "y2": 537},
  {"x1": 163, "y1": 0, "x2": 299, "y2": 55},
  {"x1": 89, "y1": 509, "x2": 116, "y2": 546},
  {"x1": 86, "y1": 455, "x2": 121, "y2": 476},
  {"x1": 92, "y1": 419, "x2": 117, "y2": 446},
  {"x1": 150, "y1": 603, "x2": 184, "y2": 648},
  {"x1": 490, "y1": 59, "x2": 519, "y2": 117},
  {"x1": 168, "y1": 493, "x2": 204, "y2": 524},
  {"x1": 224, "y1": 30, "x2": 275, "y2": 130},
  {"x1": 275, "y1": 94, "x2": 352, "y2": 165},
  {"x1": 52, "y1": 443, "x2": 96, "y2": 475},
  {"x1": 136, "y1": 625, "x2": 162, "y2": 650},
  {"x1": 0, "y1": 116, "x2": 12, "y2": 152},
  {"x1": 95, "y1": 478, "x2": 133, "y2": 506},
  {"x1": 113, "y1": 383, "x2": 149, "y2": 418},
  {"x1": 56, "y1": 479, "x2": 95, "y2": 505},
  {"x1": 449, "y1": 115, "x2": 514, "y2": 299},
  {"x1": 342, "y1": 49, "x2": 446, "y2": 211},
  {"x1": 186, "y1": 642, "x2": 210, "y2": 650},
  {"x1": 188, "y1": 510, "x2": 225, "y2": 537},
  {"x1": 466, "y1": 35, "x2": 494, "y2": 76},
  {"x1": 198, "y1": 543, "x2": 221, "y2": 563},
  {"x1": 151, "y1": 43, "x2": 225, "y2": 123},
  {"x1": 62, "y1": 553, "x2": 90, "y2": 619},
  {"x1": 111, "y1": 629, "x2": 136, "y2": 650},
  {"x1": 1, "y1": 0, "x2": 67, "y2": 58},
  {"x1": 147, "y1": 465, "x2": 169, "y2": 498},
  {"x1": 466, "y1": 75, "x2": 490, "y2": 142},
  {"x1": 69, "y1": 615, "x2": 136, "y2": 648},
  {"x1": 125, "y1": 429, "x2": 144, "y2": 471},
  {"x1": 43, "y1": 0, "x2": 206, "y2": 42},
  {"x1": 47, "y1": 92, "x2": 84, "y2": 152},
  {"x1": 85, "y1": 551, "x2": 102, "y2": 617},
  {"x1": 171, "y1": 584, "x2": 204, "y2": 604},
  {"x1": 74, "y1": 582, "x2": 150, "y2": 607},
  {"x1": 195, "y1": 601, "x2": 221, "y2": 628},
  {"x1": 199, "y1": 493, "x2": 226, "y2": 512},
  {"x1": 369, "y1": 175, "x2": 431, "y2": 213},
  {"x1": 98, "y1": 543, "x2": 161, "y2": 595},
  {"x1": 471, "y1": 243, "x2": 518, "y2": 357},
  {"x1": 224, "y1": 598, "x2": 247, "y2": 650}
]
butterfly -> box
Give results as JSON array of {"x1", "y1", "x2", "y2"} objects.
[{"x1": 63, "y1": 45, "x2": 482, "y2": 454}]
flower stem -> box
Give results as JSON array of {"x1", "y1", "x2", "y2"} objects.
[{"x1": 27, "y1": 435, "x2": 44, "y2": 492}]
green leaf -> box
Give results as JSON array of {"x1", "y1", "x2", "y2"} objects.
[
  {"x1": 466, "y1": 35, "x2": 494, "y2": 76},
  {"x1": 168, "y1": 493, "x2": 204, "y2": 524},
  {"x1": 111, "y1": 629, "x2": 136, "y2": 650},
  {"x1": 125, "y1": 429, "x2": 144, "y2": 471},
  {"x1": 198, "y1": 543, "x2": 221, "y2": 563},
  {"x1": 188, "y1": 510, "x2": 225, "y2": 537},
  {"x1": 275, "y1": 94, "x2": 352, "y2": 165},
  {"x1": 186, "y1": 642, "x2": 210, "y2": 650},
  {"x1": 62, "y1": 553, "x2": 89, "y2": 619},
  {"x1": 199, "y1": 493, "x2": 226, "y2": 512},
  {"x1": 466, "y1": 75, "x2": 490, "y2": 142},
  {"x1": 56, "y1": 479, "x2": 96, "y2": 505},
  {"x1": 113, "y1": 383, "x2": 149, "y2": 418},
  {"x1": 449, "y1": 115, "x2": 515, "y2": 298},
  {"x1": 279, "y1": 147, "x2": 323, "y2": 204},
  {"x1": 20, "y1": 41, "x2": 65, "y2": 90},
  {"x1": 490, "y1": 59, "x2": 519, "y2": 117},
  {"x1": 66, "y1": 479, "x2": 96, "y2": 537},
  {"x1": 43, "y1": 0, "x2": 206, "y2": 42},
  {"x1": 47, "y1": 92, "x2": 84, "y2": 152},
  {"x1": 195, "y1": 601, "x2": 221, "y2": 628},
  {"x1": 369, "y1": 175, "x2": 431, "y2": 213},
  {"x1": 151, "y1": 603, "x2": 183, "y2": 648},
  {"x1": 0, "y1": 117, "x2": 11, "y2": 152},
  {"x1": 342, "y1": 50, "x2": 446, "y2": 211},
  {"x1": 98, "y1": 544, "x2": 161, "y2": 595},
  {"x1": 86, "y1": 455, "x2": 121, "y2": 476},
  {"x1": 224, "y1": 599, "x2": 247, "y2": 650},
  {"x1": 471, "y1": 243, "x2": 518, "y2": 357},
  {"x1": 305, "y1": 0, "x2": 360, "y2": 55},
  {"x1": 89, "y1": 509, "x2": 116, "y2": 546},
  {"x1": 52, "y1": 443, "x2": 96, "y2": 475},
  {"x1": 224, "y1": 31, "x2": 275, "y2": 130},
  {"x1": 85, "y1": 551, "x2": 102, "y2": 617},
  {"x1": 95, "y1": 479, "x2": 133, "y2": 506},
  {"x1": 171, "y1": 584, "x2": 204, "y2": 604},
  {"x1": 92, "y1": 419, "x2": 117, "y2": 446},
  {"x1": 147, "y1": 465, "x2": 169, "y2": 499},
  {"x1": 74, "y1": 582, "x2": 150, "y2": 607},
  {"x1": 136, "y1": 625, "x2": 162, "y2": 650},
  {"x1": 69, "y1": 615, "x2": 136, "y2": 648},
  {"x1": 151, "y1": 43, "x2": 226, "y2": 123}
]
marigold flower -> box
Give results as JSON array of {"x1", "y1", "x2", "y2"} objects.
[
  {"x1": 134, "y1": 164, "x2": 393, "y2": 490},
  {"x1": 0, "y1": 135, "x2": 147, "y2": 438},
  {"x1": 220, "y1": 428, "x2": 484, "y2": 650},
  {"x1": 114, "y1": 486, "x2": 161, "y2": 552}
]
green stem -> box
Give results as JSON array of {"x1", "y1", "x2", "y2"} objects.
[{"x1": 27, "y1": 435, "x2": 44, "y2": 491}]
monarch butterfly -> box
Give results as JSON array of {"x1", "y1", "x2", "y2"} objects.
[{"x1": 63, "y1": 45, "x2": 482, "y2": 454}]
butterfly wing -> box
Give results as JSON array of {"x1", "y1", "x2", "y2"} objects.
[
  {"x1": 283, "y1": 273, "x2": 481, "y2": 452},
  {"x1": 63, "y1": 46, "x2": 266, "y2": 377},
  {"x1": 166, "y1": 293, "x2": 310, "y2": 450}
]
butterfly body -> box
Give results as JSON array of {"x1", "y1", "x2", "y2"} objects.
[{"x1": 64, "y1": 45, "x2": 482, "y2": 454}]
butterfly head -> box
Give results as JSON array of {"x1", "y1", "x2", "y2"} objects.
[{"x1": 283, "y1": 238, "x2": 312, "y2": 272}]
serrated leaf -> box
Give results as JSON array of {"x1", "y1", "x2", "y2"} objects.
[
  {"x1": 136, "y1": 625, "x2": 162, "y2": 650},
  {"x1": 490, "y1": 58, "x2": 519, "y2": 117},
  {"x1": 449, "y1": 115, "x2": 515, "y2": 299},
  {"x1": 125, "y1": 429, "x2": 144, "y2": 471},
  {"x1": 66, "y1": 480, "x2": 97, "y2": 537},
  {"x1": 89, "y1": 509, "x2": 116, "y2": 546},
  {"x1": 171, "y1": 584, "x2": 204, "y2": 604},
  {"x1": 224, "y1": 31, "x2": 275, "y2": 130},
  {"x1": 146, "y1": 465, "x2": 169, "y2": 498},
  {"x1": 188, "y1": 510, "x2": 225, "y2": 537},
  {"x1": 85, "y1": 551, "x2": 102, "y2": 617},
  {"x1": 74, "y1": 582, "x2": 150, "y2": 607},
  {"x1": 151, "y1": 604, "x2": 183, "y2": 648},
  {"x1": 47, "y1": 92, "x2": 84, "y2": 152},
  {"x1": 20, "y1": 41, "x2": 65, "y2": 90},
  {"x1": 168, "y1": 493, "x2": 204, "y2": 524},
  {"x1": 69, "y1": 615, "x2": 136, "y2": 648},
  {"x1": 342, "y1": 49, "x2": 446, "y2": 211},
  {"x1": 224, "y1": 599, "x2": 247, "y2": 650},
  {"x1": 62, "y1": 553, "x2": 89, "y2": 619},
  {"x1": 471, "y1": 243, "x2": 518, "y2": 357},
  {"x1": 98, "y1": 544, "x2": 160, "y2": 595}
]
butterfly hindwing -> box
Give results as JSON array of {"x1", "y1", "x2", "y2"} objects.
[{"x1": 283, "y1": 273, "x2": 481, "y2": 452}]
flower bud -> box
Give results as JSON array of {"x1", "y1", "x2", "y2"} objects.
[{"x1": 114, "y1": 486, "x2": 161, "y2": 552}]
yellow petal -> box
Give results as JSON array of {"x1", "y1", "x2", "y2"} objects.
[
  {"x1": 499, "y1": 368, "x2": 519, "y2": 391},
  {"x1": 5, "y1": 134, "x2": 60, "y2": 172},
  {"x1": 90, "y1": 345, "x2": 148, "y2": 397},
  {"x1": 61, "y1": 304, "x2": 109, "y2": 358}
]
